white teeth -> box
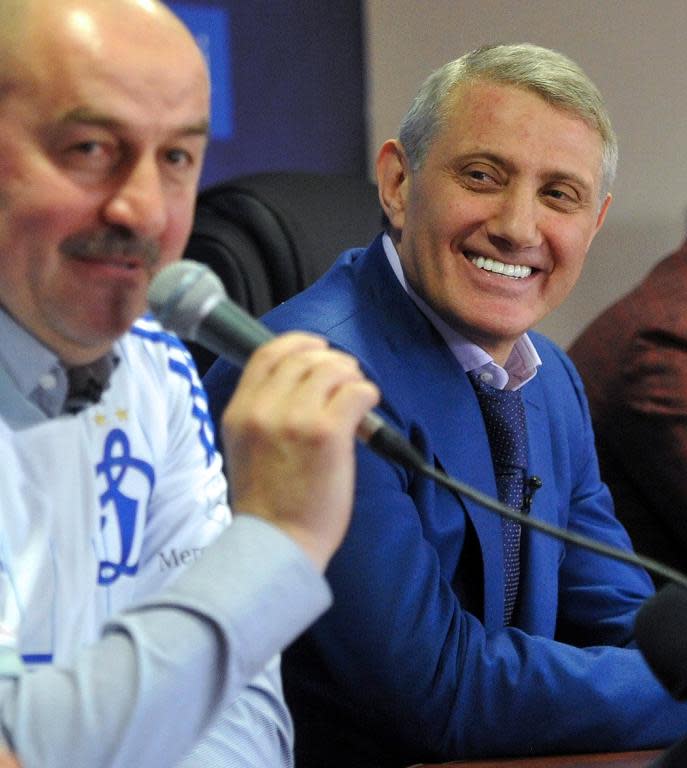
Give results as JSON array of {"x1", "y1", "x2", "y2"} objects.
[{"x1": 469, "y1": 255, "x2": 532, "y2": 279}]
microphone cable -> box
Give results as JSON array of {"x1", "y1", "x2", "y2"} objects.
[{"x1": 365, "y1": 420, "x2": 687, "y2": 590}]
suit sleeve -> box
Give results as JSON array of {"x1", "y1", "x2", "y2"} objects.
[{"x1": 545, "y1": 347, "x2": 657, "y2": 648}]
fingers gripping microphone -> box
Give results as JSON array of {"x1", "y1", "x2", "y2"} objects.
[{"x1": 147, "y1": 260, "x2": 687, "y2": 590}]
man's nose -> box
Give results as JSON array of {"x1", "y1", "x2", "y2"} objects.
[
  {"x1": 101, "y1": 157, "x2": 167, "y2": 240},
  {"x1": 485, "y1": 188, "x2": 543, "y2": 252}
]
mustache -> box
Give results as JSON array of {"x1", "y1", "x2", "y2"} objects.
[{"x1": 60, "y1": 227, "x2": 160, "y2": 266}]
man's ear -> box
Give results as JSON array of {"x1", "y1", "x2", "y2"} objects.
[
  {"x1": 586, "y1": 192, "x2": 612, "y2": 250},
  {"x1": 595, "y1": 193, "x2": 612, "y2": 233},
  {"x1": 376, "y1": 139, "x2": 410, "y2": 235}
]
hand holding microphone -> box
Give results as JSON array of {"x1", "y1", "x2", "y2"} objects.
[
  {"x1": 149, "y1": 260, "x2": 379, "y2": 570},
  {"x1": 221, "y1": 333, "x2": 379, "y2": 570}
]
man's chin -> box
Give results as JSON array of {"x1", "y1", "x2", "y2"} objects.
[{"x1": 53, "y1": 315, "x2": 139, "y2": 364}]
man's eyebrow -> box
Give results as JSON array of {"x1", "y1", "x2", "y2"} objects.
[
  {"x1": 544, "y1": 170, "x2": 595, "y2": 193},
  {"x1": 454, "y1": 152, "x2": 595, "y2": 194},
  {"x1": 58, "y1": 107, "x2": 210, "y2": 137}
]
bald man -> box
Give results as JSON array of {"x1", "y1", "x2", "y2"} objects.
[{"x1": 0, "y1": 2, "x2": 378, "y2": 767}]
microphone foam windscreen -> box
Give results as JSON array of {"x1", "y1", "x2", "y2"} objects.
[
  {"x1": 148, "y1": 260, "x2": 226, "y2": 339},
  {"x1": 635, "y1": 584, "x2": 687, "y2": 700}
]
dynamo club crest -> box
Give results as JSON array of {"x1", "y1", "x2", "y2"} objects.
[{"x1": 96, "y1": 428, "x2": 155, "y2": 585}]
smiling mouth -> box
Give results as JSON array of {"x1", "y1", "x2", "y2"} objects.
[
  {"x1": 468, "y1": 254, "x2": 532, "y2": 279},
  {"x1": 108, "y1": 259, "x2": 143, "y2": 271},
  {"x1": 73, "y1": 254, "x2": 147, "y2": 271}
]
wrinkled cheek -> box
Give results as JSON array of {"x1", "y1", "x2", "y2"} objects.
[
  {"x1": 547, "y1": 261, "x2": 586, "y2": 312},
  {"x1": 564, "y1": 249, "x2": 589, "y2": 292}
]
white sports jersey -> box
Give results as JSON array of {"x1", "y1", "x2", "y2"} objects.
[
  {"x1": 0, "y1": 317, "x2": 294, "y2": 766},
  {"x1": 1, "y1": 316, "x2": 228, "y2": 664}
]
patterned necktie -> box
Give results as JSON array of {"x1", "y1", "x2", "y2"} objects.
[{"x1": 468, "y1": 371, "x2": 528, "y2": 625}]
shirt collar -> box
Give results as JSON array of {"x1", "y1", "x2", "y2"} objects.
[
  {"x1": 382, "y1": 233, "x2": 541, "y2": 391},
  {"x1": 0, "y1": 306, "x2": 118, "y2": 416}
]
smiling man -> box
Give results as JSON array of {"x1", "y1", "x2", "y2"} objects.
[
  {"x1": 0, "y1": 1, "x2": 380, "y2": 766},
  {"x1": 204, "y1": 44, "x2": 687, "y2": 767}
]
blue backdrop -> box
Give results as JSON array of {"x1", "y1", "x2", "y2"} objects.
[{"x1": 166, "y1": 0, "x2": 366, "y2": 189}]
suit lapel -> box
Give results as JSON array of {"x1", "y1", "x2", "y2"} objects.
[
  {"x1": 514, "y1": 379, "x2": 561, "y2": 634},
  {"x1": 354, "y1": 240, "x2": 507, "y2": 628}
]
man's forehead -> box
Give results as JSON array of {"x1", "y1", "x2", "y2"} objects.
[
  {"x1": 435, "y1": 81, "x2": 604, "y2": 180},
  {"x1": 0, "y1": 2, "x2": 209, "y2": 107},
  {"x1": 444, "y1": 80, "x2": 579, "y2": 123},
  {"x1": 9, "y1": 0, "x2": 203, "y2": 64},
  {"x1": 5, "y1": 0, "x2": 210, "y2": 125},
  {"x1": 55, "y1": 105, "x2": 210, "y2": 139}
]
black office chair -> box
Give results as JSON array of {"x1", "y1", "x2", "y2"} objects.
[{"x1": 182, "y1": 171, "x2": 382, "y2": 374}]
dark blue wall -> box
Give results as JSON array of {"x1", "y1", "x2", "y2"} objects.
[{"x1": 167, "y1": 1, "x2": 367, "y2": 189}]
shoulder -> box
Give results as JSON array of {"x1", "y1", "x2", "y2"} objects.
[
  {"x1": 116, "y1": 316, "x2": 209, "y2": 429},
  {"x1": 527, "y1": 331, "x2": 591, "y2": 422},
  {"x1": 118, "y1": 316, "x2": 202, "y2": 389},
  {"x1": 122, "y1": 315, "x2": 190, "y2": 364},
  {"x1": 264, "y1": 245, "x2": 373, "y2": 333},
  {"x1": 203, "y1": 238, "x2": 391, "y2": 431},
  {"x1": 118, "y1": 317, "x2": 219, "y2": 470},
  {"x1": 264, "y1": 235, "x2": 397, "y2": 332},
  {"x1": 529, "y1": 331, "x2": 584, "y2": 389}
]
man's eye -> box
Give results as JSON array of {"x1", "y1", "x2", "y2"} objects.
[
  {"x1": 469, "y1": 170, "x2": 491, "y2": 181},
  {"x1": 546, "y1": 188, "x2": 568, "y2": 200},
  {"x1": 61, "y1": 139, "x2": 114, "y2": 171},
  {"x1": 166, "y1": 148, "x2": 193, "y2": 167},
  {"x1": 72, "y1": 141, "x2": 104, "y2": 155},
  {"x1": 460, "y1": 167, "x2": 500, "y2": 188},
  {"x1": 543, "y1": 186, "x2": 582, "y2": 209}
]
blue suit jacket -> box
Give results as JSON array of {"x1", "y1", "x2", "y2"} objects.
[{"x1": 204, "y1": 235, "x2": 687, "y2": 767}]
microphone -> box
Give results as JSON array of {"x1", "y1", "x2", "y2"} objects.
[
  {"x1": 147, "y1": 260, "x2": 687, "y2": 591},
  {"x1": 635, "y1": 586, "x2": 687, "y2": 767},
  {"x1": 635, "y1": 584, "x2": 687, "y2": 700}
]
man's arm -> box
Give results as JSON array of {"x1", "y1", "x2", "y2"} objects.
[
  {"x1": 0, "y1": 333, "x2": 379, "y2": 768},
  {"x1": 1, "y1": 516, "x2": 328, "y2": 768},
  {"x1": 171, "y1": 332, "x2": 380, "y2": 767}
]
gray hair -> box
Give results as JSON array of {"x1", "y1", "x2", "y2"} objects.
[{"x1": 399, "y1": 43, "x2": 617, "y2": 200}]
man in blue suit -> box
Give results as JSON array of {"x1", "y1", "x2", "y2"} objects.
[{"x1": 204, "y1": 44, "x2": 687, "y2": 766}]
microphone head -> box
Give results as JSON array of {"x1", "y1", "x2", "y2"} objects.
[
  {"x1": 147, "y1": 260, "x2": 226, "y2": 340},
  {"x1": 635, "y1": 584, "x2": 687, "y2": 700}
]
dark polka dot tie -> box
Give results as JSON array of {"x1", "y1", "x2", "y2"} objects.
[{"x1": 468, "y1": 371, "x2": 528, "y2": 625}]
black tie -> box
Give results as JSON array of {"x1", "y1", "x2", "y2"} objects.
[
  {"x1": 64, "y1": 354, "x2": 119, "y2": 414},
  {"x1": 468, "y1": 371, "x2": 528, "y2": 625}
]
